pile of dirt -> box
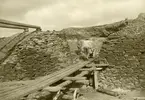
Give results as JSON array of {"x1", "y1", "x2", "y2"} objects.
[
  {"x1": 99, "y1": 13, "x2": 145, "y2": 90},
  {"x1": 60, "y1": 13, "x2": 145, "y2": 90},
  {"x1": 0, "y1": 31, "x2": 79, "y2": 82},
  {"x1": 0, "y1": 13, "x2": 145, "y2": 91}
]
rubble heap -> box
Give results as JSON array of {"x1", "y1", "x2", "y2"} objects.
[
  {"x1": 60, "y1": 13, "x2": 145, "y2": 90},
  {"x1": 0, "y1": 13, "x2": 145, "y2": 91},
  {"x1": 0, "y1": 32, "x2": 78, "y2": 82},
  {"x1": 99, "y1": 13, "x2": 145, "y2": 90}
]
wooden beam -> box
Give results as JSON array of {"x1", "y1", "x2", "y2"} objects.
[
  {"x1": 79, "y1": 68, "x2": 102, "y2": 71},
  {"x1": 75, "y1": 80, "x2": 89, "y2": 85},
  {"x1": 0, "y1": 80, "x2": 34, "y2": 87},
  {"x1": 40, "y1": 71, "x2": 89, "y2": 98},
  {"x1": 97, "y1": 88, "x2": 119, "y2": 97},
  {"x1": 58, "y1": 71, "x2": 89, "y2": 87},
  {"x1": 94, "y1": 70, "x2": 99, "y2": 89},
  {"x1": 95, "y1": 64, "x2": 110, "y2": 67},
  {"x1": 0, "y1": 60, "x2": 93, "y2": 100},
  {"x1": 62, "y1": 95, "x2": 73, "y2": 100},
  {"x1": 0, "y1": 19, "x2": 40, "y2": 29},
  {"x1": 39, "y1": 71, "x2": 89, "y2": 100},
  {"x1": 85, "y1": 64, "x2": 111, "y2": 68},
  {"x1": 0, "y1": 23, "x2": 26, "y2": 29},
  {"x1": 43, "y1": 86, "x2": 64, "y2": 92},
  {"x1": 63, "y1": 77, "x2": 87, "y2": 80}
]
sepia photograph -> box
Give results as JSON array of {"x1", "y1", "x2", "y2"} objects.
[{"x1": 0, "y1": 0, "x2": 145, "y2": 100}]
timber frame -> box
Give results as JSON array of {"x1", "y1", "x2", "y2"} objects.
[
  {"x1": 0, "y1": 19, "x2": 41, "y2": 32},
  {"x1": 0, "y1": 59, "x2": 113, "y2": 100}
]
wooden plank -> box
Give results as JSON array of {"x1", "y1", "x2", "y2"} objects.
[
  {"x1": 76, "y1": 80, "x2": 89, "y2": 85},
  {"x1": 1, "y1": 32, "x2": 29, "y2": 53},
  {"x1": 94, "y1": 71, "x2": 98, "y2": 89},
  {"x1": 95, "y1": 64, "x2": 110, "y2": 67},
  {"x1": 0, "y1": 86, "x2": 22, "y2": 93},
  {"x1": 0, "y1": 33, "x2": 19, "y2": 51},
  {"x1": 58, "y1": 71, "x2": 89, "y2": 87},
  {"x1": 43, "y1": 86, "x2": 63, "y2": 92},
  {"x1": 40, "y1": 71, "x2": 89, "y2": 99},
  {"x1": 0, "y1": 60, "x2": 93, "y2": 100},
  {"x1": 85, "y1": 64, "x2": 110, "y2": 67},
  {"x1": 97, "y1": 88, "x2": 119, "y2": 97},
  {"x1": 0, "y1": 23, "x2": 26, "y2": 29},
  {"x1": 63, "y1": 77, "x2": 86, "y2": 80},
  {"x1": 0, "y1": 80, "x2": 33, "y2": 87},
  {"x1": 79, "y1": 68, "x2": 102, "y2": 71},
  {"x1": 62, "y1": 95, "x2": 73, "y2": 100},
  {"x1": 0, "y1": 19, "x2": 40, "y2": 29},
  {"x1": 0, "y1": 32, "x2": 33, "y2": 63}
]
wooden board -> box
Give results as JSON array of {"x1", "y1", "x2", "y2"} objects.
[
  {"x1": 0, "y1": 60, "x2": 93, "y2": 100},
  {"x1": 0, "y1": 19, "x2": 40, "y2": 29},
  {"x1": 94, "y1": 71, "x2": 98, "y2": 89},
  {"x1": 0, "y1": 23, "x2": 26, "y2": 29},
  {"x1": 63, "y1": 77, "x2": 86, "y2": 80}
]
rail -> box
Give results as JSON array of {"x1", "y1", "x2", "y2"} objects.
[{"x1": 0, "y1": 19, "x2": 41, "y2": 31}]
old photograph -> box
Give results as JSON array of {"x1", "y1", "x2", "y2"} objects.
[{"x1": 0, "y1": 0, "x2": 145, "y2": 100}]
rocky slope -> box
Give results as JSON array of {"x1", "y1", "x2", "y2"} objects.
[
  {"x1": 99, "y1": 13, "x2": 145, "y2": 90},
  {"x1": 0, "y1": 13, "x2": 145, "y2": 91},
  {"x1": 60, "y1": 13, "x2": 145, "y2": 90},
  {"x1": 0, "y1": 31, "x2": 79, "y2": 82}
]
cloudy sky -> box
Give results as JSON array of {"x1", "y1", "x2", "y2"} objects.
[{"x1": 0, "y1": 0, "x2": 145, "y2": 37}]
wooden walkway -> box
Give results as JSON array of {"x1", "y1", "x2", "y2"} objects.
[
  {"x1": 0, "y1": 60, "x2": 94, "y2": 100},
  {"x1": 0, "y1": 19, "x2": 112, "y2": 100}
]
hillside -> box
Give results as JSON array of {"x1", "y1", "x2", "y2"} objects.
[
  {"x1": 0, "y1": 31, "x2": 79, "y2": 82},
  {"x1": 60, "y1": 13, "x2": 145, "y2": 90},
  {"x1": 0, "y1": 13, "x2": 145, "y2": 90}
]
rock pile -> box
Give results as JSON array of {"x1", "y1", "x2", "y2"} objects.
[
  {"x1": 99, "y1": 13, "x2": 145, "y2": 90},
  {"x1": 0, "y1": 13, "x2": 145, "y2": 91},
  {"x1": 60, "y1": 13, "x2": 145, "y2": 90},
  {"x1": 0, "y1": 31, "x2": 78, "y2": 82}
]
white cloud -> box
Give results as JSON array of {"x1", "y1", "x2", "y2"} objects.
[
  {"x1": 0, "y1": 0, "x2": 145, "y2": 37},
  {"x1": 23, "y1": 0, "x2": 145, "y2": 31}
]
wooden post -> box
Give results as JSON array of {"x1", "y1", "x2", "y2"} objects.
[
  {"x1": 24, "y1": 28, "x2": 29, "y2": 32},
  {"x1": 94, "y1": 70, "x2": 99, "y2": 90},
  {"x1": 36, "y1": 28, "x2": 41, "y2": 32}
]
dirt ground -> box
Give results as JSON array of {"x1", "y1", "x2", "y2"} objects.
[
  {"x1": 77, "y1": 89, "x2": 145, "y2": 100},
  {"x1": 78, "y1": 92, "x2": 119, "y2": 100}
]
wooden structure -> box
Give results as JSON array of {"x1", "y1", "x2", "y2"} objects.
[
  {"x1": 0, "y1": 19, "x2": 41, "y2": 31},
  {"x1": 0, "y1": 19, "x2": 41, "y2": 64},
  {"x1": 0, "y1": 31, "x2": 37, "y2": 63},
  {"x1": 0, "y1": 59, "x2": 112, "y2": 100}
]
